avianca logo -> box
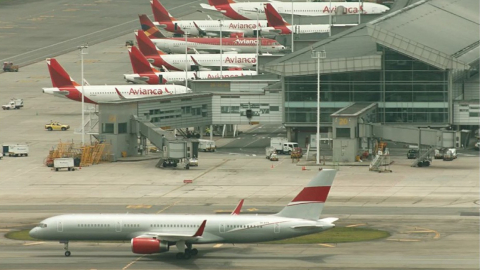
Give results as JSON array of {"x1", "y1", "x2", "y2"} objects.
[
  {"x1": 206, "y1": 73, "x2": 244, "y2": 79},
  {"x1": 225, "y1": 56, "x2": 256, "y2": 64},
  {"x1": 234, "y1": 39, "x2": 258, "y2": 45},
  {"x1": 323, "y1": 5, "x2": 364, "y2": 14},
  {"x1": 229, "y1": 23, "x2": 258, "y2": 29},
  {"x1": 129, "y1": 88, "x2": 172, "y2": 95}
]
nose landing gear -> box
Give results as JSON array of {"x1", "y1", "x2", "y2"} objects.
[{"x1": 60, "y1": 241, "x2": 71, "y2": 257}]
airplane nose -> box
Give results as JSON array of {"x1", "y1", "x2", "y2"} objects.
[{"x1": 29, "y1": 227, "x2": 39, "y2": 238}]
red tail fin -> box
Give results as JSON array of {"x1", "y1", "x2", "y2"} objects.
[
  {"x1": 136, "y1": 30, "x2": 166, "y2": 56},
  {"x1": 138, "y1": 14, "x2": 166, "y2": 39},
  {"x1": 46, "y1": 58, "x2": 77, "y2": 88},
  {"x1": 265, "y1": 3, "x2": 291, "y2": 34},
  {"x1": 209, "y1": 0, "x2": 236, "y2": 6},
  {"x1": 128, "y1": 46, "x2": 157, "y2": 75},
  {"x1": 151, "y1": 0, "x2": 176, "y2": 22}
]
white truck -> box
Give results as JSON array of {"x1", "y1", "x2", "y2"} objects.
[
  {"x1": 198, "y1": 139, "x2": 216, "y2": 152},
  {"x1": 2, "y1": 98, "x2": 23, "y2": 110},
  {"x1": 8, "y1": 144, "x2": 29, "y2": 157},
  {"x1": 270, "y1": 137, "x2": 299, "y2": 155},
  {"x1": 53, "y1": 158, "x2": 75, "y2": 171}
]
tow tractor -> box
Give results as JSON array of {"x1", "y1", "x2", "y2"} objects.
[{"x1": 3, "y1": 62, "x2": 19, "y2": 72}]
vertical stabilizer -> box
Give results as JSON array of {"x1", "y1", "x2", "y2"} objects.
[
  {"x1": 275, "y1": 169, "x2": 336, "y2": 220},
  {"x1": 151, "y1": 0, "x2": 176, "y2": 22},
  {"x1": 138, "y1": 14, "x2": 166, "y2": 39},
  {"x1": 128, "y1": 46, "x2": 158, "y2": 75},
  {"x1": 46, "y1": 58, "x2": 77, "y2": 88},
  {"x1": 264, "y1": 3, "x2": 291, "y2": 34},
  {"x1": 136, "y1": 30, "x2": 166, "y2": 56}
]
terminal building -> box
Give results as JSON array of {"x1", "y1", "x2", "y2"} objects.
[{"x1": 93, "y1": 0, "x2": 478, "y2": 163}]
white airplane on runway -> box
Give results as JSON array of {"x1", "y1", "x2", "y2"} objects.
[
  {"x1": 29, "y1": 169, "x2": 338, "y2": 260},
  {"x1": 151, "y1": 0, "x2": 268, "y2": 37},
  {"x1": 139, "y1": 14, "x2": 286, "y2": 54},
  {"x1": 201, "y1": 0, "x2": 390, "y2": 20},
  {"x1": 42, "y1": 58, "x2": 190, "y2": 104},
  {"x1": 124, "y1": 46, "x2": 257, "y2": 84},
  {"x1": 135, "y1": 30, "x2": 257, "y2": 71}
]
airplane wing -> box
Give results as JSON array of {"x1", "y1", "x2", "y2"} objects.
[
  {"x1": 137, "y1": 220, "x2": 207, "y2": 242},
  {"x1": 199, "y1": 3, "x2": 218, "y2": 11}
]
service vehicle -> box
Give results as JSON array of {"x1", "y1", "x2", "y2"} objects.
[
  {"x1": 434, "y1": 149, "x2": 445, "y2": 159},
  {"x1": 198, "y1": 139, "x2": 216, "y2": 152},
  {"x1": 8, "y1": 144, "x2": 29, "y2": 157},
  {"x1": 53, "y1": 158, "x2": 75, "y2": 171},
  {"x1": 443, "y1": 150, "x2": 454, "y2": 161},
  {"x1": 188, "y1": 157, "x2": 198, "y2": 167},
  {"x1": 3, "y1": 62, "x2": 19, "y2": 72},
  {"x1": 265, "y1": 146, "x2": 277, "y2": 159},
  {"x1": 45, "y1": 122, "x2": 70, "y2": 131},
  {"x1": 2, "y1": 98, "x2": 23, "y2": 110},
  {"x1": 475, "y1": 141, "x2": 480, "y2": 150},
  {"x1": 270, "y1": 137, "x2": 299, "y2": 154},
  {"x1": 446, "y1": 148, "x2": 457, "y2": 159},
  {"x1": 407, "y1": 149, "x2": 418, "y2": 159}
]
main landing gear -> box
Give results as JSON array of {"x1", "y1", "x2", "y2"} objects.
[
  {"x1": 175, "y1": 242, "x2": 198, "y2": 260},
  {"x1": 61, "y1": 241, "x2": 71, "y2": 257}
]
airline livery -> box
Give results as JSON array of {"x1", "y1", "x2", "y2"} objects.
[
  {"x1": 125, "y1": 46, "x2": 257, "y2": 84},
  {"x1": 262, "y1": 3, "x2": 331, "y2": 35},
  {"x1": 139, "y1": 14, "x2": 286, "y2": 54},
  {"x1": 151, "y1": 0, "x2": 268, "y2": 37},
  {"x1": 30, "y1": 169, "x2": 338, "y2": 260},
  {"x1": 201, "y1": 0, "x2": 390, "y2": 20},
  {"x1": 135, "y1": 30, "x2": 257, "y2": 71},
  {"x1": 43, "y1": 58, "x2": 190, "y2": 104}
]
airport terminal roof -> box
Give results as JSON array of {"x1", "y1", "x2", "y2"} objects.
[{"x1": 263, "y1": 0, "x2": 479, "y2": 76}]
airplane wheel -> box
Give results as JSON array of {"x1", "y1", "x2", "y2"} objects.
[
  {"x1": 65, "y1": 251, "x2": 71, "y2": 257},
  {"x1": 183, "y1": 253, "x2": 191, "y2": 260},
  {"x1": 191, "y1": 248, "x2": 198, "y2": 256},
  {"x1": 176, "y1": 252, "x2": 184, "y2": 259}
]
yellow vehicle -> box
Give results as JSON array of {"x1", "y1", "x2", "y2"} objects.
[{"x1": 45, "y1": 122, "x2": 70, "y2": 131}]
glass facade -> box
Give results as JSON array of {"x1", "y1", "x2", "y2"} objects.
[{"x1": 284, "y1": 47, "x2": 449, "y2": 126}]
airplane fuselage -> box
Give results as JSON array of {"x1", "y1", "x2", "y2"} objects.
[
  {"x1": 262, "y1": 24, "x2": 331, "y2": 35},
  {"x1": 30, "y1": 214, "x2": 333, "y2": 244},
  {"x1": 150, "y1": 38, "x2": 286, "y2": 54},
  {"x1": 125, "y1": 70, "x2": 257, "y2": 84},
  {"x1": 202, "y1": 2, "x2": 390, "y2": 20},
  {"x1": 155, "y1": 20, "x2": 268, "y2": 37},
  {"x1": 42, "y1": 85, "x2": 191, "y2": 104},
  {"x1": 150, "y1": 53, "x2": 257, "y2": 71}
]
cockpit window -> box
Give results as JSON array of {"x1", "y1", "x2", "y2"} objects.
[{"x1": 38, "y1": 223, "x2": 47, "y2": 228}]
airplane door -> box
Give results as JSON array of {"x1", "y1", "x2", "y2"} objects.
[
  {"x1": 57, "y1": 221, "x2": 63, "y2": 232},
  {"x1": 219, "y1": 224, "x2": 225, "y2": 233},
  {"x1": 115, "y1": 221, "x2": 122, "y2": 232},
  {"x1": 274, "y1": 223, "x2": 280, "y2": 233}
]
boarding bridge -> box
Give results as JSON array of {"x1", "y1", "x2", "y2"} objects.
[
  {"x1": 131, "y1": 115, "x2": 198, "y2": 169},
  {"x1": 330, "y1": 103, "x2": 456, "y2": 167}
]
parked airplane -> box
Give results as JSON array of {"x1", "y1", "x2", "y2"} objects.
[
  {"x1": 29, "y1": 169, "x2": 337, "y2": 259},
  {"x1": 139, "y1": 14, "x2": 286, "y2": 54},
  {"x1": 42, "y1": 58, "x2": 190, "y2": 104},
  {"x1": 124, "y1": 46, "x2": 257, "y2": 84},
  {"x1": 262, "y1": 3, "x2": 330, "y2": 35},
  {"x1": 201, "y1": 0, "x2": 390, "y2": 20},
  {"x1": 151, "y1": 0, "x2": 268, "y2": 37},
  {"x1": 135, "y1": 30, "x2": 257, "y2": 71}
]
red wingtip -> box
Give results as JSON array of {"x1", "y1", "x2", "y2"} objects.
[
  {"x1": 190, "y1": 55, "x2": 200, "y2": 66},
  {"x1": 151, "y1": 0, "x2": 176, "y2": 22},
  {"x1": 231, "y1": 199, "x2": 244, "y2": 215},
  {"x1": 193, "y1": 220, "x2": 207, "y2": 237}
]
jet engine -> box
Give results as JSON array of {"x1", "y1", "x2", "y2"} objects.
[{"x1": 131, "y1": 238, "x2": 169, "y2": 254}]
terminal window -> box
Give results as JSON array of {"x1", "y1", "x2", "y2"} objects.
[
  {"x1": 102, "y1": 123, "x2": 114, "y2": 134},
  {"x1": 336, "y1": 128, "x2": 350, "y2": 138},
  {"x1": 118, "y1": 123, "x2": 127, "y2": 134}
]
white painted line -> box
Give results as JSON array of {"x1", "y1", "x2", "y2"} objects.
[
  {"x1": 213, "y1": 244, "x2": 223, "y2": 248},
  {"x1": 23, "y1": 242, "x2": 45, "y2": 246}
]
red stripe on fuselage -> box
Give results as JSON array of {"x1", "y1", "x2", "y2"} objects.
[
  {"x1": 291, "y1": 186, "x2": 331, "y2": 203},
  {"x1": 63, "y1": 88, "x2": 96, "y2": 104}
]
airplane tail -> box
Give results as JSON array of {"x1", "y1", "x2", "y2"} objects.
[
  {"x1": 209, "y1": 0, "x2": 236, "y2": 6},
  {"x1": 128, "y1": 46, "x2": 158, "y2": 75},
  {"x1": 264, "y1": 3, "x2": 291, "y2": 34},
  {"x1": 46, "y1": 58, "x2": 78, "y2": 88},
  {"x1": 138, "y1": 14, "x2": 166, "y2": 39},
  {"x1": 136, "y1": 30, "x2": 166, "y2": 56},
  {"x1": 151, "y1": 0, "x2": 176, "y2": 22},
  {"x1": 275, "y1": 169, "x2": 336, "y2": 220}
]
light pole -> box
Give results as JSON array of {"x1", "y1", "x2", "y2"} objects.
[
  {"x1": 311, "y1": 49, "x2": 326, "y2": 165},
  {"x1": 218, "y1": 20, "x2": 223, "y2": 79},
  {"x1": 291, "y1": 0, "x2": 294, "y2": 52},
  {"x1": 329, "y1": 0, "x2": 332, "y2": 37},
  {"x1": 185, "y1": 31, "x2": 188, "y2": 87},
  {"x1": 78, "y1": 44, "x2": 88, "y2": 146},
  {"x1": 254, "y1": 8, "x2": 260, "y2": 73}
]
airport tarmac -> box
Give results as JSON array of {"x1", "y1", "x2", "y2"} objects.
[{"x1": 0, "y1": 0, "x2": 479, "y2": 269}]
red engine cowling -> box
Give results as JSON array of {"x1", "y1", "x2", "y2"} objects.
[
  {"x1": 131, "y1": 238, "x2": 169, "y2": 254},
  {"x1": 230, "y1": 32, "x2": 244, "y2": 38}
]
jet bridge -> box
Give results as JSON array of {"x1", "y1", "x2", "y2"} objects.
[
  {"x1": 330, "y1": 103, "x2": 456, "y2": 167},
  {"x1": 131, "y1": 115, "x2": 198, "y2": 169}
]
